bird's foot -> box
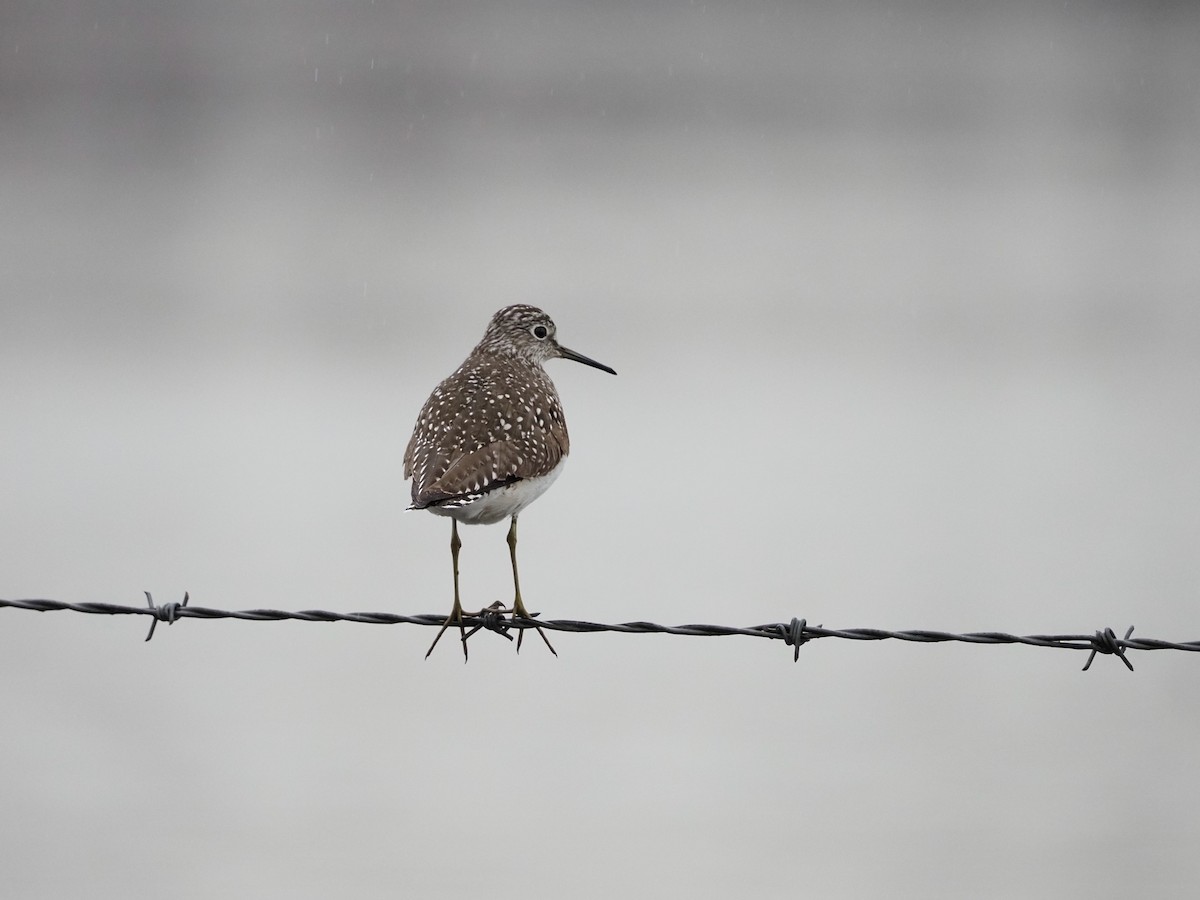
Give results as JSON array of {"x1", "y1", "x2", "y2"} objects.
[
  {"x1": 503, "y1": 598, "x2": 557, "y2": 657},
  {"x1": 425, "y1": 601, "x2": 555, "y2": 659},
  {"x1": 426, "y1": 602, "x2": 521, "y2": 661},
  {"x1": 425, "y1": 601, "x2": 470, "y2": 662}
]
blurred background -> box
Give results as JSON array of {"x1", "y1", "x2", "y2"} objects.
[{"x1": 2, "y1": 1, "x2": 1198, "y2": 896}]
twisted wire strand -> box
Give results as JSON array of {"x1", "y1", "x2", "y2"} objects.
[{"x1": 3, "y1": 595, "x2": 1197, "y2": 670}]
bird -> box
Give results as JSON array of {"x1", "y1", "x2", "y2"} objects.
[{"x1": 404, "y1": 305, "x2": 616, "y2": 660}]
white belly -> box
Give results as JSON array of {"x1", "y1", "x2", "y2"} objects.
[{"x1": 427, "y1": 460, "x2": 565, "y2": 525}]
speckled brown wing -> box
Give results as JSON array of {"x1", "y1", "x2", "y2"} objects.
[{"x1": 404, "y1": 354, "x2": 570, "y2": 509}]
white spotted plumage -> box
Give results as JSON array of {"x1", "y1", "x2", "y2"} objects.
[{"x1": 404, "y1": 305, "x2": 612, "y2": 526}]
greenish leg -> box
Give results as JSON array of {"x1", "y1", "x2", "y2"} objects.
[
  {"x1": 507, "y1": 515, "x2": 556, "y2": 656},
  {"x1": 425, "y1": 519, "x2": 469, "y2": 661}
]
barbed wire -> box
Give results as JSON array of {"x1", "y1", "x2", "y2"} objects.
[{"x1": 3, "y1": 594, "x2": 1198, "y2": 671}]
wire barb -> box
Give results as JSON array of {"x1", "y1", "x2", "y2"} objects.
[
  {"x1": 461, "y1": 601, "x2": 515, "y2": 644},
  {"x1": 143, "y1": 591, "x2": 190, "y2": 641},
  {"x1": 1082, "y1": 625, "x2": 1136, "y2": 672},
  {"x1": 777, "y1": 617, "x2": 815, "y2": 662}
]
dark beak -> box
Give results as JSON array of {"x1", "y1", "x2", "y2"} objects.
[{"x1": 558, "y1": 345, "x2": 617, "y2": 375}]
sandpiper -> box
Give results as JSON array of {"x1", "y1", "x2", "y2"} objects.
[{"x1": 404, "y1": 305, "x2": 616, "y2": 659}]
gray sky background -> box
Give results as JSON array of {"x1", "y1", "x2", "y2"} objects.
[{"x1": 2, "y1": 2, "x2": 1199, "y2": 897}]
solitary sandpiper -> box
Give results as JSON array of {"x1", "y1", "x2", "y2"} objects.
[{"x1": 404, "y1": 305, "x2": 616, "y2": 659}]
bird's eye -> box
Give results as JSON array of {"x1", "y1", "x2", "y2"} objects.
[{"x1": 531, "y1": 325, "x2": 549, "y2": 340}]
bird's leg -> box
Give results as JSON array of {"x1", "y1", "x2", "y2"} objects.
[
  {"x1": 426, "y1": 519, "x2": 469, "y2": 661},
  {"x1": 507, "y1": 516, "x2": 525, "y2": 615},
  {"x1": 507, "y1": 515, "x2": 556, "y2": 656}
]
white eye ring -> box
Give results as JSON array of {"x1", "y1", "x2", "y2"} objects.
[{"x1": 531, "y1": 324, "x2": 549, "y2": 340}]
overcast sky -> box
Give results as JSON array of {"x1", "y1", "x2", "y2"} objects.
[{"x1": 2, "y1": 3, "x2": 1199, "y2": 898}]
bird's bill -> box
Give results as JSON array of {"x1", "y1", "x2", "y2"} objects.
[{"x1": 558, "y1": 345, "x2": 617, "y2": 375}]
